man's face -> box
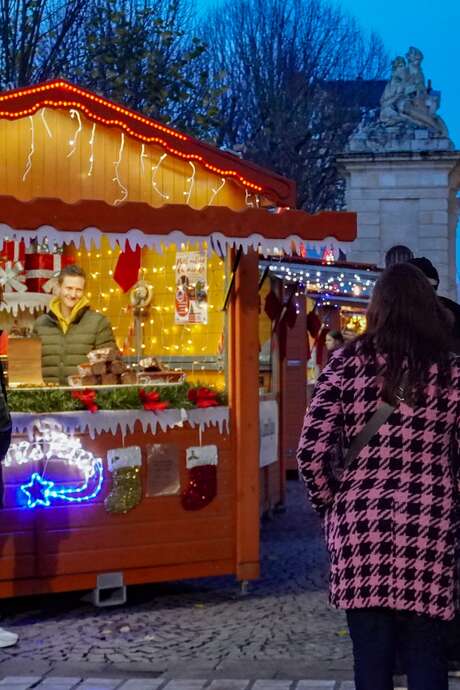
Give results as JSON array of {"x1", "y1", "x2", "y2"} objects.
[{"x1": 59, "y1": 276, "x2": 85, "y2": 312}]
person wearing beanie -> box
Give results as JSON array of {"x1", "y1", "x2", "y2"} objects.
[{"x1": 408, "y1": 257, "x2": 460, "y2": 354}]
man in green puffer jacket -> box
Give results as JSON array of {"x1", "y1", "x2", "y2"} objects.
[{"x1": 32, "y1": 264, "x2": 116, "y2": 385}]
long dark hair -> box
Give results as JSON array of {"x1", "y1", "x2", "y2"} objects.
[{"x1": 359, "y1": 262, "x2": 453, "y2": 403}]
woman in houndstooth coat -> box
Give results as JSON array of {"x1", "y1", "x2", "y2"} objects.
[{"x1": 297, "y1": 263, "x2": 460, "y2": 690}]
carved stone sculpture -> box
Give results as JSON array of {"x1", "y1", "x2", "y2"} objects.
[{"x1": 347, "y1": 47, "x2": 452, "y2": 153}]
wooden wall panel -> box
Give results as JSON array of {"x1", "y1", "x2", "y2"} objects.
[
  {"x1": 0, "y1": 420, "x2": 239, "y2": 596},
  {"x1": 0, "y1": 110, "x2": 246, "y2": 210}
]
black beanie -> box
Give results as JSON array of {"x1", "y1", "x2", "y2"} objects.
[{"x1": 408, "y1": 257, "x2": 439, "y2": 286}]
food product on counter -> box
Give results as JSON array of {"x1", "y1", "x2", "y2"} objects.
[
  {"x1": 100, "y1": 373, "x2": 119, "y2": 385},
  {"x1": 87, "y1": 347, "x2": 121, "y2": 364},
  {"x1": 92, "y1": 361, "x2": 107, "y2": 376},
  {"x1": 139, "y1": 357, "x2": 162, "y2": 371},
  {"x1": 120, "y1": 371, "x2": 137, "y2": 385}
]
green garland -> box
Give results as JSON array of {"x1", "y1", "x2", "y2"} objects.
[{"x1": 8, "y1": 383, "x2": 228, "y2": 414}]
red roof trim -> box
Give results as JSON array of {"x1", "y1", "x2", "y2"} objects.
[
  {"x1": 0, "y1": 196, "x2": 357, "y2": 242},
  {"x1": 0, "y1": 80, "x2": 296, "y2": 207}
]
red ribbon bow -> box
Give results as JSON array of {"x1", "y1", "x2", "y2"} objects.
[
  {"x1": 139, "y1": 389, "x2": 170, "y2": 411},
  {"x1": 188, "y1": 387, "x2": 219, "y2": 408},
  {"x1": 71, "y1": 389, "x2": 99, "y2": 413}
]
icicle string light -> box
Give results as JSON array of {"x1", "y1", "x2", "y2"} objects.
[
  {"x1": 67, "y1": 109, "x2": 82, "y2": 158},
  {"x1": 140, "y1": 143, "x2": 148, "y2": 175},
  {"x1": 209, "y1": 178, "x2": 226, "y2": 205},
  {"x1": 40, "y1": 108, "x2": 52, "y2": 138},
  {"x1": 88, "y1": 123, "x2": 96, "y2": 176},
  {"x1": 113, "y1": 132, "x2": 128, "y2": 205},
  {"x1": 184, "y1": 161, "x2": 196, "y2": 204},
  {"x1": 151, "y1": 153, "x2": 169, "y2": 200},
  {"x1": 22, "y1": 116, "x2": 35, "y2": 181}
]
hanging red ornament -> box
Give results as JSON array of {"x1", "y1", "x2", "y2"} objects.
[{"x1": 113, "y1": 243, "x2": 142, "y2": 293}]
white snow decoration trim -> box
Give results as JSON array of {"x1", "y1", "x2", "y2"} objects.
[
  {"x1": 11, "y1": 407, "x2": 230, "y2": 440},
  {"x1": 0, "y1": 224, "x2": 351, "y2": 256},
  {"x1": 1, "y1": 292, "x2": 51, "y2": 315}
]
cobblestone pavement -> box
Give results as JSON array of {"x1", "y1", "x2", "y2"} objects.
[{"x1": 0, "y1": 480, "x2": 458, "y2": 689}]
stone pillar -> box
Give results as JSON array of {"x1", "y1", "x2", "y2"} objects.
[{"x1": 338, "y1": 151, "x2": 460, "y2": 298}]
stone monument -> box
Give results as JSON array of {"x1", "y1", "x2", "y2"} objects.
[{"x1": 339, "y1": 47, "x2": 460, "y2": 298}]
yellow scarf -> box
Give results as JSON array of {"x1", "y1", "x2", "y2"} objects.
[{"x1": 49, "y1": 295, "x2": 90, "y2": 334}]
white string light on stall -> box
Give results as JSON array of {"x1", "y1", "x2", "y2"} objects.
[
  {"x1": 22, "y1": 116, "x2": 35, "y2": 181},
  {"x1": 208, "y1": 177, "x2": 226, "y2": 206},
  {"x1": 245, "y1": 189, "x2": 254, "y2": 207},
  {"x1": 67, "y1": 109, "x2": 82, "y2": 158},
  {"x1": 88, "y1": 123, "x2": 96, "y2": 176},
  {"x1": 113, "y1": 132, "x2": 128, "y2": 205},
  {"x1": 264, "y1": 263, "x2": 376, "y2": 300},
  {"x1": 184, "y1": 161, "x2": 196, "y2": 204},
  {"x1": 140, "y1": 143, "x2": 148, "y2": 175},
  {"x1": 40, "y1": 108, "x2": 53, "y2": 138},
  {"x1": 151, "y1": 153, "x2": 169, "y2": 200}
]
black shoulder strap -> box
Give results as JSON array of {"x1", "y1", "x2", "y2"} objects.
[
  {"x1": 343, "y1": 401, "x2": 395, "y2": 469},
  {"x1": 343, "y1": 372, "x2": 408, "y2": 469}
]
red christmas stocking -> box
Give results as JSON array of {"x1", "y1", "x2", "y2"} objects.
[{"x1": 181, "y1": 445, "x2": 218, "y2": 511}]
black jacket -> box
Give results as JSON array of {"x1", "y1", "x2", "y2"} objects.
[{"x1": 439, "y1": 296, "x2": 460, "y2": 355}]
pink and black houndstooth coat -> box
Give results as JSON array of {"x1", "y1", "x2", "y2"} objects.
[{"x1": 297, "y1": 340, "x2": 460, "y2": 621}]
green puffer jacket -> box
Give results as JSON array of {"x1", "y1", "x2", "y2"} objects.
[{"x1": 32, "y1": 307, "x2": 116, "y2": 385}]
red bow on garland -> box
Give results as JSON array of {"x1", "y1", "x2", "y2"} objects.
[
  {"x1": 188, "y1": 387, "x2": 219, "y2": 408},
  {"x1": 139, "y1": 389, "x2": 170, "y2": 411},
  {"x1": 71, "y1": 389, "x2": 99, "y2": 413}
]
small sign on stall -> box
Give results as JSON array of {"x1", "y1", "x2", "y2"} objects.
[
  {"x1": 8, "y1": 337, "x2": 44, "y2": 386},
  {"x1": 175, "y1": 251, "x2": 208, "y2": 325}
]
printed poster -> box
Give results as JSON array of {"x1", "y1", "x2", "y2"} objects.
[
  {"x1": 259, "y1": 399, "x2": 279, "y2": 468},
  {"x1": 175, "y1": 251, "x2": 208, "y2": 324}
]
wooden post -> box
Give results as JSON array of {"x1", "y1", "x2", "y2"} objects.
[
  {"x1": 230, "y1": 248, "x2": 260, "y2": 581},
  {"x1": 279, "y1": 289, "x2": 307, "y2": 475}
]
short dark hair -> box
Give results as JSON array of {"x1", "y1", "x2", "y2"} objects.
[
  {"x1": 407, "y1": 257, "x2": 439, "y2": 288},
  {"x1": 58, "y1": 264, "x2": 86, "y2": 284}
]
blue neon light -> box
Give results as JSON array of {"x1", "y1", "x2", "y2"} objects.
[{"x1": 20, "y1": 459, "x2": 104, "y2": 509}]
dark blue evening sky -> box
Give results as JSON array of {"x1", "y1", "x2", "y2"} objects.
[{"x1": 198, "y1": 0, "x2": 460, "y2": 146}]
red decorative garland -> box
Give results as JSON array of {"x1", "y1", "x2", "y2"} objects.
[
  {"x1": 139, "y1": 389, "x2": 170, "y2": 411},
  {"x1": 187, "y1": 387, "x2": 219, "y2": 408},
  {"x1": 71, "y1": 389, "x2": 99, "y2": 413}
]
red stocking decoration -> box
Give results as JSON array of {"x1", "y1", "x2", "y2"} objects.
[
  {"x1": 181, "y1": 445, "x2": 218, "y2": 511},
  {"x1": 181, "y1": 465, "x2": 217, "y2": 511}
]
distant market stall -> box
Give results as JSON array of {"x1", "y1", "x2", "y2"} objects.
[
  {"x1": 0, "y1": 79, "x2": 356, "y2": 598},
  {"x1": 258, "y1": 254, "x2": 380, "y2": 476}
]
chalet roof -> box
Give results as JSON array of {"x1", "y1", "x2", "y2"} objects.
[{"x1": 0, "y1": 79, "x2": 296, "y2": 207}]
